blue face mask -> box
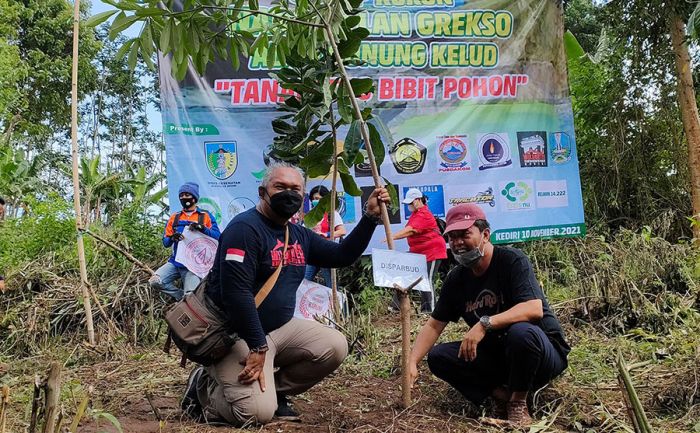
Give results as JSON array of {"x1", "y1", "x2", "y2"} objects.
[{"x1": 311, "y1": 199, "x2": 320, "y2": 208}]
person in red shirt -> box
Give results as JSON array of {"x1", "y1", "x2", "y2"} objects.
[{"x1": 388, "y1": 188, "x2": 447, "y2": 313}]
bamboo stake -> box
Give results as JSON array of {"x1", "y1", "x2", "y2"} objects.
[
  {"x1": 316, "y1": 10, "x2": 415, "y2": 408},
  {"x1": 42, "y1": 363, "x2": 62, "y2": 433},
  {"x1": 393, "y1": 276, "x2": 423, "y2": 408},
  {"x1": 69, "y1": 0, "x2": 95, "y2": 346},
  {"x1": 327, "y1": 101, "x2": 341, "y2": 321},
  {"x1": 616, "y1": 351, "x2": 652, "y2": 433},
  {"x1": 69, "y1": 386, "x2": 92, "y2": 433}
]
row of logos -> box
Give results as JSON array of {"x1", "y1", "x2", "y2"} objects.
[
  {"x1": 192, "y1": 179, "x2": 571, "y2": 229},
  {"x1": 398, "y1": 180, "x2": 570, "y2": 220},
  {"x1": 200, "y1": 130, "x2": 573, "y2": 181},
  {"x1": 388, "y1": 131, "x2": 573, "y2": 176}
]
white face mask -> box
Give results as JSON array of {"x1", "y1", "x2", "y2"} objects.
[
  {"x1": 453, "y1": 232, "x2": 485, "y2": 268},
  {"x1": 408, "y1": 204, "x2": 416, "y2": 213}
]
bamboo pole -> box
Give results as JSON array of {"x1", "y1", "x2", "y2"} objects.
[
  {"x1": 327, "y1": 101, "x2": 341, "y2": 320},
  {"x1": 42, "y1": 363, "x2": 62, "y2": 433},
  {"x1": 616, "y1": 351, "x2": 652, "y2": 433},
  {"x1": 393, "y1": 277, "x2": 423, "y2": 408},
  {"x1": 28, "y1": 375, "x2": 42, "y2": 433},
  {"x1": 69, "y1": 0, "x2": 95, "y2": 345},
  {"x1": 319, "y1": 14, "x2": 413, "y2": 408},
  {"x1": 0, "y1": 385, "x2": 9, "y2": 433}
]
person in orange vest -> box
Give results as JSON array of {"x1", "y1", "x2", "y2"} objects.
[{"x1": 149, "y1": 182, "x2": 221, "y2": 300}]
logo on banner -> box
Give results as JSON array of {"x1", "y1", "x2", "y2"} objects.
[
  {"x1": 448, "y1": 187, "x2": 496, "y2": 208},
  {"x1": 402, "y1": 185, "x2": 445, "y2": 218},
  {"x1": 227, "y1": 197, "x2": 256, "y2": 220},
  {"x1": 390, "y1": 138, "x2": 426, "y2": 174},
  {"x1": 517, "y1": 131, "x2": 547, "y2": 167},
  {"x1": 478, "y1": 133, "x2": 512, "y2": 170},
  {"x1": 198, "y1": 197, "x2": 223, "y2": 224},
  {"x1": 550, "y1": 132, "x2": 572, "y2": 164},
  {"x1": 536, "y1": 180, "x2": 569, "y2": 208},
  {"x1": 437, "y1": 135, "x2": 471, "y2": 172},
  {"x1": 337, "y1": 192, "x2": 356, "y2": 224},
  {"x1": 500, "y1": 180, "x2": 535, "y2": 210},
  {"x1": 205, "y1": 141, "x2": 238, "y2": 180}
]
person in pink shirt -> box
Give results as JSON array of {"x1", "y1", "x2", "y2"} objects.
[{"x1": 388, "y1": 188, "x2": 448, "y2": 313}]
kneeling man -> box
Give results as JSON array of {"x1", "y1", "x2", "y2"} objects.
[
  {"x1": 182, "y1": 162, "x2": 390, "y2": 426},
  {"x1": 408, "y1": 203, "x2": 570, "y2": 426}
]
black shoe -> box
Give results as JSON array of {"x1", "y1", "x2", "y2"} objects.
[
  {"x1": 274, "y1": 393, "x2": 301, "y2": 422},
  {"x1": 181, "y1": 367, "x2": 205, "y2": 422}
]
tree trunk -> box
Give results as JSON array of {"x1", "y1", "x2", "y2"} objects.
[{"x1": 670, "y1": 14, "x2": 700, "y2": 240}]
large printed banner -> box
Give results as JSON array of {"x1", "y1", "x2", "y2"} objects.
[{"x1": 159, "y1": 0, "x2": 585, "y2": 249}]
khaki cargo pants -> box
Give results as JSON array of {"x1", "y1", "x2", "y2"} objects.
[{"x1": 195, "y1": 318, "x2": 348, "y2": 426}]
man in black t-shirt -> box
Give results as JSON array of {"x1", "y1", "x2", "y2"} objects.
[
  {"x1": 408, "y1": 203, "x2": 569, "y2": 427},
  {"x1": 181, "y1": 162, "x2": 390, "y2": 427}
]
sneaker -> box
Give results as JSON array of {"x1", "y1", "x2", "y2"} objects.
[
  {"x1": 506, "y1": 400, "x2": 532, "y2": 427},
  {"x1": 274, "y1": 393, "x2": 301, "y2": 422},
  {"x1": 181, "y1": 367, "x2": 205, "y2": 422}
]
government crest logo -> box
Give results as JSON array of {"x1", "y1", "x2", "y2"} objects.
[
  {"x1": 205, "y1": 141, "x2": 238, "y2": 180},
  {"x1": 549, "y1": 132, "x2": 572, "y2": 164},
  {"x1": 390, "y1": 138, "x2": 426, "y2": 174},
  {"x1": 477, "y1": 133, "x2": 512, "y2": 170},
  {"x1": 436, "y1": 135, "x2": 471, "y2": 172},
  {"x1": 517, "y1": 131, "x2": 547, "y2": 167}
]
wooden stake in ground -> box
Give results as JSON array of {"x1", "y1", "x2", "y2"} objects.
[
  {"x1": 28, "y1": 375, "x2": 42, "y2": 433},
  {"x1": 41, "y1": 363, "x2": 62, "y2": 433},
  {"x1": 0, "y1": 385, "x2": 9, "y2": 433},
  {"x1": 393, "y1": 277, "x2": 423, "y2": 408},
  {"x1": 69, "y1": 0, "x2": 95, "y2": 345}
]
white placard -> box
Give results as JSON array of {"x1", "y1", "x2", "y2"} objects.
[
  {"x1": 174, "y1": 228, "x2": 219, "y2": 278},
  {"x1": 371, "y1": 248, "x2": 430, "y2": 292},
  {"x1": 294, "y1": 279, "x2": 346, "y2": 322}
]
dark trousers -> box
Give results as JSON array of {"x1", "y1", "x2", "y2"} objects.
[{"x1": 427, "y1": 322, "x2": 567, "y2": 405}]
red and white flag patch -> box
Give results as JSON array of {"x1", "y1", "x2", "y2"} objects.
[{"x1": 226, "y1": 248, "x2": 246, "y2": 263}]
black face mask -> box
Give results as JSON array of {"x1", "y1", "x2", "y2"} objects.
[
  {"x1": 180, "y1": 197, "x2": 196, "y2": 209},
  {"x1": 265, "y1": 189, "x2": 302, "y2": 220}
]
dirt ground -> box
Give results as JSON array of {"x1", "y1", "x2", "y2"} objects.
[{"x1": 74, "y1": 355, "x2": 508, "y2": 433}]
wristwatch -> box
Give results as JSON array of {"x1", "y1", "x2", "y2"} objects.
[
  {"x1": 479, "y1": 315, "x2": 492, "y2": 332},
  {"x1": 249, "y1": 344, "x2": 269, "y2": 354}
]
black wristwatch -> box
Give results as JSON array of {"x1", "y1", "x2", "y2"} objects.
[{"x1": 479, "y1": 315, "x2": 492, "y2": 332}]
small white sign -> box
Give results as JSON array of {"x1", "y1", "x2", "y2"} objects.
[
  {"x1": 174, "y1": 228, "x2": 219, "y2": 278},
  {"x1": 294, "y1": 279, "x2": 346, "y2": 322},
  {"x1": 371, "y1": 248, "x2": 430, "y2": 292}
]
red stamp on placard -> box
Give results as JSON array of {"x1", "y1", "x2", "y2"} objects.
[{"x1": 185, "y1": 237, "x2": 218, "y2": 276}]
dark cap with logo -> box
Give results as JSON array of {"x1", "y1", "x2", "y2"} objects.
[{"x1": 444, "y1": 203, "x2": 487, "y2": 234}]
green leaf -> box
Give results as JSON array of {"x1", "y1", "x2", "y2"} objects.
[
  {"x1": 135, "y1": 8, "x2": 165, "y2": 17},
  {"x1": 140, "y1": 23, "x2": 154, "y2": 58},
  {"x1": 350, "y1": 77, "x2": 373, "y2": 96},
  {"x1": 348, "y1": 0, "x2": 363, "y2": 7},
  {"x1": 84, "y1": 10, "x2": 117, "y2": 28},
  {"x1": 383, "y1": 178, "x2": 398, "y2": 209},
  {"x1": 340, "y1": 172, "x2": 362, "y2": 196},
  {"x1": 230, "y1": 0, "x2": 246, "y2": 21},
  {"x1": 336, "y1": 37, "x2": 361, "y2": 58},
  {"x1": 336, "y1": 83, "x2": 353, "y2": 123},
  {"x1": 127, "y1": 40, "x2": 139, "y2": 71},
  {"x1": 109, "y1": 12, "x2": 141, "y2": 39},
  {"x1": 343, "y1": 120, "x2": 362, "y2": 163},
  {"x1": 564, "y1": 30, "x2": 585, "y2": 61},
  {"x1": 266, "y1": 45, "x2": 276, "y2": 70},
  {"x1": 160, "y1": 19, "x2": 172, "y2": 53},
  {"x1": 344, "y1": 15, "x2": 361, "y2": 29},
  {"x1": 230, "y1": 42, "x2": 240, "y2": 70},
  {"x1": 322, "y1": 78, "x2": 332, "y2": 112},
  {"x1": 304, "y1": 193, "x2": 331, "y2": 227},
  {"x1": 367, "y1": 122, "x2": 385, "y2": 166},
  {"x1": 248, "y1": 0, "x2": 259, "y2": 10},
  {"x1": 115, "y1": 38, "x2": 136, "y2": 61}
]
